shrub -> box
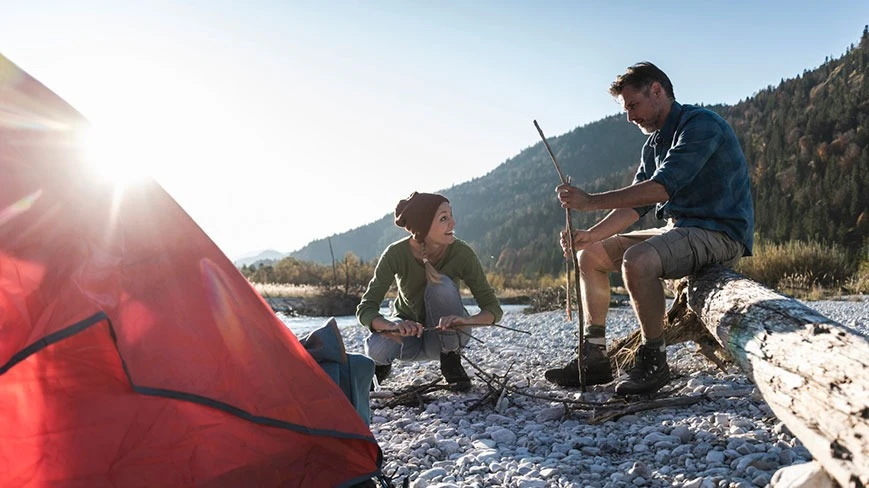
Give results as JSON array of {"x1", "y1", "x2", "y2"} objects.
[
  {"x1": 736, "y1": 239, "x2": 852, "y2": 295},
  {"x1": 845, "y1": 257, "x2": 869, "y2": 294}
]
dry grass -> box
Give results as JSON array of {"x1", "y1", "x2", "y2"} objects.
[
  {"x1": 735, "y1": 239, "x2": 853, "y2": 299},
  {"x1": 251, "y1": 282, "x2": 320, "y2": 298},
  {"x1": 252, "y1": 243, "x2": 868, "y2": 303},
  {"x1": 844, "y1": 259, "x2": 869, "y2": 295}
]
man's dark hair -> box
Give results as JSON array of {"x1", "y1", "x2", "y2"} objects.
[{"x1": 609, "y1": 62, "x2": 675, "y2": 100}]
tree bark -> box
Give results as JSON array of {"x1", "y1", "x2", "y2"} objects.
[{"x1": 673, "y1": 266, "x2": 869, "y2": 488}]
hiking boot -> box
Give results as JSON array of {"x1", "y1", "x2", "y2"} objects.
[
  {"x1": 614, "y1": 343, "x2": 670, "y2": 395},
  {"x1": 440, "y1": 352, "x2": 471, "y2": 392},
  {"x1": 544, "y1": 341, "x2": 614, "y2": 387}
]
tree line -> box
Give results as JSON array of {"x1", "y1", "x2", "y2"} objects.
[{"x1": 253, "y1": 28, "x2": 868, "y2": 293}]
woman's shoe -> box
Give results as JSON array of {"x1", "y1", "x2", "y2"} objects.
[
  {"x1": 370, "y1": 363, "x2": 392, "y2": 391},
  {"x1": 439, "y1": 352, "x2": 471, "y2": 392}
]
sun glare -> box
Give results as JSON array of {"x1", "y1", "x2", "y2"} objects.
[{"x1": 82, "y1": 126, "x2": 150, "y2": 186}]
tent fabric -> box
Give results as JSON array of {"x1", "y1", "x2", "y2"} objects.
[{"x1": 0, "y1": 53, "x2": 381, "y2": 487}]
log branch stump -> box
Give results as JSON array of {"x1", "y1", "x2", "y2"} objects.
[
  {"x1": 609, "y1": 278, "x2": 730, "y2": 374},
  {"x1": 675, "y1": 265, "x2": 869, "y2": 488}
]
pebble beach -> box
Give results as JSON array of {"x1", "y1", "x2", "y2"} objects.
[{"x1": 337, "y1": 297, "x2": 869, "y2": 488}]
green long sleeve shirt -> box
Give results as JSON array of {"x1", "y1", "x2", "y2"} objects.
[{"x1": 356, "y1": 237, "x2": 503, "y2": 329}]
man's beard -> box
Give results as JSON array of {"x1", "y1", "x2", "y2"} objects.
[{"x1": 637, "y1": 123, "x2": 655, "y2": 135}]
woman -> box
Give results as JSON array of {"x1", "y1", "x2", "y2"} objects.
[{"x1": 356, "y1": 191, "x2": 503, "y2": 392}]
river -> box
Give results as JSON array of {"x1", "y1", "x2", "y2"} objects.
[{"x1": 279, "y1": 304, "x2": 529, "y2": 336}]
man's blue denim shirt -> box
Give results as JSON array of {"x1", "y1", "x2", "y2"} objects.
[{"x1": 633, "y1": 101, "x2": 755, "y2": 255}]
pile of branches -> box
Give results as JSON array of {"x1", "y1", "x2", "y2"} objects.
[{"x1": 370, "y1": 353, "x2": 743, "y2": 424}]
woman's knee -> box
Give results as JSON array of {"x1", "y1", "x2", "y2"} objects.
[
  {"x1": 365, "y1": 334, "x2": 402, "y2": 364},
  {"x1": 426, "y1": 275, "x2": 461, "y2": 300},
  {"x1": 425, "y1": 276, "x2": 465, "y2": 323},
  {"x1": 441, "y1": 327, "x2": 470, "y2": 351}
]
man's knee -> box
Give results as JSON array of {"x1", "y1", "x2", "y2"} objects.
[
  {"x1": 622, "y1": 243, "x2": 663, "y2": 281},
  {"x1": 578, "y1": 242, "x2": 615, "y2": 272}
]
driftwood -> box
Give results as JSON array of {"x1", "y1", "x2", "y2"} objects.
[
  {"x1": 462, "y1": 353, "x2": 720, "y2": 422},
  {"x1": 373, "y1": 379, "x2": 450, "y2": 409},
  {"x1": 664, "y1": 266, "x2": 869, "y2": 488},
  {"x1": 609, "y1": 277, "x2": 731, "y2": 374},
  {"x1": 588, "y1": 394, "x2": 709, "y2": 424}
]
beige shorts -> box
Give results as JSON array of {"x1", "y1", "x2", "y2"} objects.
[{"x1": 601, "y1": 222, "x2": 745, "y2": 279}]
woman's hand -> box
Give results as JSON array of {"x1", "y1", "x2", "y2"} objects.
[
  {"x1": 435, "y1": 315, "x2": 467, "y2": 330},
  {"x1": 391, "y1": 319, "x2": 424, "y2": 337}
]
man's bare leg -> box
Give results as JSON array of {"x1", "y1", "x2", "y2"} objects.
[
  {"x1": 544, "y1": 242, "x2": 617, "y2": 387},
  {"x1": 578, "y1": 242, "x2": 619, "y2": 327},
  {"x1": 615, "y1": 243, "x2": 671, "y2": 395},
  {"x1": 621, "y1": 244, "x2": 665, "y2": 340}
]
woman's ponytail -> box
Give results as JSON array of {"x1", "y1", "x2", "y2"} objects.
[{"x1": 421, "y1": 243, "x2": 442, "y2": 284}]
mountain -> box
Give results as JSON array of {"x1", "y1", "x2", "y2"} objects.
[
  {"x1": 290, "y1": 30, "x2": 869, "y2": 275},
  {"x1": 290, "y1": 113, "x2": 646, "y2": 271},
  {"x1": 234, "y1": 249, "x2": 288, "y2": 267}
]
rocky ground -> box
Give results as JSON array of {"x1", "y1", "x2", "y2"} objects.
[{"x1": 338, "y1": 297, "x2": 868, "y2": 488}]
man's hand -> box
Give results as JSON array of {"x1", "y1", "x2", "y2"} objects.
[
  {"x1": 556, "y1": 183, "x2": 592, "y2": 211},
  {"x1": 560, "y1": 229, "x2": 595, "y2": 257}
]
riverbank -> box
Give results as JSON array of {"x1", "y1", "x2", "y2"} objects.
[
  {"x1": 338, "y1": 297, "x2": 868, "y2": 487},
  {"x1": 264, "y1": 295, "x2": 531, "y2": 317}
]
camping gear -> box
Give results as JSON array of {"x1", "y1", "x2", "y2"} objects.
[
  {"x1": 300, "y1": 318, "x2": 376, "y2": 425},
  {"x1": 0, "y1": 53, "x2": 382, "y2": 487}
]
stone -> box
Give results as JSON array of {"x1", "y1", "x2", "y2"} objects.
[{"x1": 770, "y1": 462, "x2": 836, "y2": 488}]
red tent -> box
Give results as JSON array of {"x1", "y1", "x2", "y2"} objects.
[{"x1": 0, "y1": 54, "x2": 382, "y2": 487}]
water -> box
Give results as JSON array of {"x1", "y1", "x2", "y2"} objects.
[{"x1": 280, "y1": 304, "x2": 529, "y2": 336}]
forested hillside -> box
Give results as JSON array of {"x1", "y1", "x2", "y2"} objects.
[
  {"x1": 289, "y1": 30, "x2": 868, "y2": 277},
  {"x1": 719, "y1": 35, "x2": 868, "y2": 253},
  {"x1": 292, "y1": 113, "x2": 647, "y2": 272}
]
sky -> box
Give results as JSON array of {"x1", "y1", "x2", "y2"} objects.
[{"x1": 1, "y1": 1, "x2": 866, "y2": 260}]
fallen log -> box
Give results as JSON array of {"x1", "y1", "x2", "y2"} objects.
[{"x1": 668, "y1": 266, "x2": 869, "y2": 488}]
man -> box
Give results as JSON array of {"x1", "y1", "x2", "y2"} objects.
[{"x1": 545, "y1": 62, "x2": 754, "y2": 395}]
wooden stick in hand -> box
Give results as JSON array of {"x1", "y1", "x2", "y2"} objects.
[{"x1": 533, "y1": 119, "x2": 587, "y2": 392}]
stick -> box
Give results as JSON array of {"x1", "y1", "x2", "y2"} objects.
[
  {"x1": 534, "y1": 120, "x2": 568, "y2": 184},
  {"x1": 564, "y1": 180, "x2": 573, "y2": 321},
  {"x1": 588, "y1": 394, "x2": 710, "y2": 424},
  {"x1": 462, "y1": 323, "x2": 532, "y2": 335},
  {"x1": 453, "y1": 327, "x2": 485, "y2": 344},
  {"x1": 534, "y1": 121, "x2": 574, "y2": 322},
  {"x1": 380, "y1": 323, "x2": 531, "y2": 336},
  {"x1": 533, "y1": 119, "x2": 586, "y2": 392}
]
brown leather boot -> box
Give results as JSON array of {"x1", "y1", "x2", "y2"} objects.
[
  {"x1": 615, "y1": 344, "x2": 670, "y2": 395},
  {"x1": 544, "y1": 342, "x2": 614, "y2": 387}
]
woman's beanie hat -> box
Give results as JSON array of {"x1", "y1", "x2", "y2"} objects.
[{"x1": 394, "y1": 191, "x2": 449, "y2": 241}]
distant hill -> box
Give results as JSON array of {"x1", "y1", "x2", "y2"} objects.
[
  {"x1": 289, "y1": 30, "x2": 868, "y2": 276},
  {"x1": 290, "y1": 113, "x2": 647, "y2": 273},
  {"x1": 234, "y1": 249, "x2": 287, "y2": 267}
]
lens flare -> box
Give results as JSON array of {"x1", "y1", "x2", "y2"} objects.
[{"x1": 81, "y1": 126, "x2": 149, "y2": 187}]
